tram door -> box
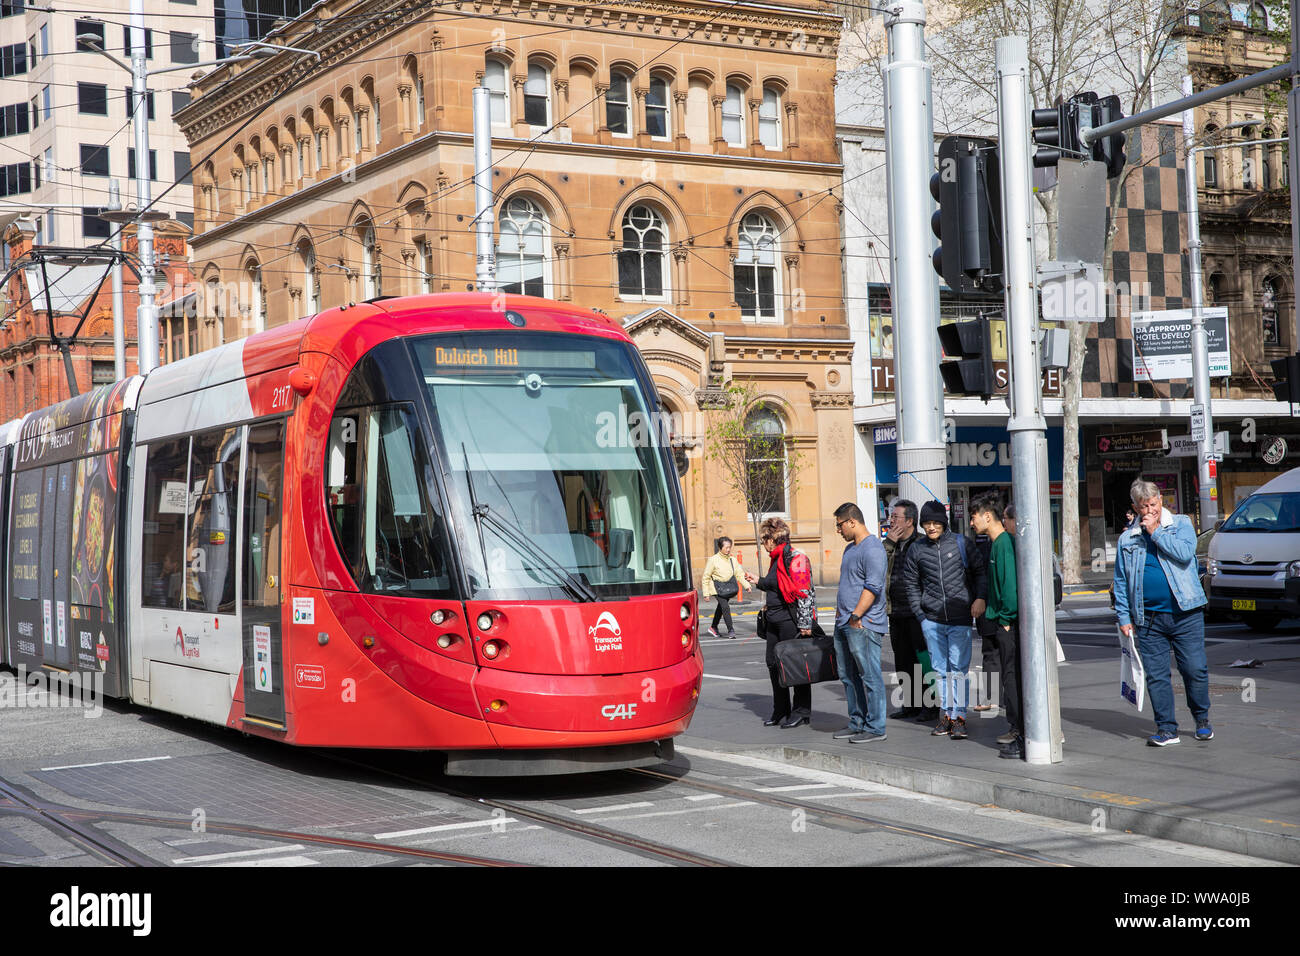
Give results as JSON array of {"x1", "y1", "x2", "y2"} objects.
[{"x1": 241, "y1": 422, "x2": 285, "y2": 725}]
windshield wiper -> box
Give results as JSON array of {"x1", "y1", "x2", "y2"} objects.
[{"x1": 461, "y1": 444, "x2": 599, "y2": 602}]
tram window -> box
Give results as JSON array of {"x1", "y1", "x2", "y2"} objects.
[
  {"x1": 244, "y1": 423, "x2": 283, "y2": 609},
  {"x1": 9, "y1": 468, "x2": 42, "y2": 601},
  {"x1": 327, "y1": 405, "x2": 453, "y2": 596},
  {"x1": 185, "y1": 427, "x2": 240, "y2": 614},
  {"x1": 141, "y1": 438, "x2": 189, "y2": 609}
]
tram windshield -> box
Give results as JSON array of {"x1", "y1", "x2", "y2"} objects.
[{"x1": 411, "y1": 332, "x2": 686, "y2": 599}]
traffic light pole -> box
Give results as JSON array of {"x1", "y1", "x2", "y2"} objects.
[
  {"x1": 996, "y1": 36, "x2": 1062, "y2": 765},
  {"x1": 884, "y1": 2, "x2": 947, "y2": 509},
  {"x1": 1182, "y1": 75, "x2": 1219, "y2": 530}
]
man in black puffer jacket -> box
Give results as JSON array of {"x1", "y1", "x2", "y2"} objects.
[{"x1": 901, "y1": 501, "x2": 974, "y2": 740}]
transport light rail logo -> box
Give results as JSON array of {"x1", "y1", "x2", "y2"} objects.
[{"x1": 589, "y1": 611, "x2": 623, "y2": 653}]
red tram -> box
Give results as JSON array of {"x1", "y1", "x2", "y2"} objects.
[{"x1": 0, "y1": 294, "x2": 701, "y2": 774}]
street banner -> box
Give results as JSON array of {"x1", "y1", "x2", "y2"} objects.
[{"x1": 1131, "y1": 308, "x2": 1231, "y2": 382}]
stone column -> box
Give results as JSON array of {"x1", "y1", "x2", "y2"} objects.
[
  {"x1": 673, "y1": 90, "x2": 689, "y2": 150},
  {"x1": 231, "y1": 169, "x2": 244, "y2": 209},
  {"x1": 634, "y1": 86, "x2": 649, "y2": 147},
  {"x1": 595, "y1": 82, "x2": 611, "y2": 144},
  {"x1": 672, "y1": 246, "x2": 689, "y2": 306},
  {"x1": 785, "y1": 102, "x2": 799, "y2": 153},
  {"x1": 398, "y1": 84, "x2": 413, "y2": 142},
  {"x1": 554, "y1": 242, "x2": 570, "y2": 300},
  {"x1": 554, "y1": 78, "x2": 569, "y2": 131},
  {"x1": 785, "y1": 254, "x2": 801, "y2": 319},
  {"x1": 711, "y1": 93, "x2": 726, "y2": 149},
  {"x1": 512, "y1": 74, "x2": 527, "y2": 134},
  {"x1": 355, "y1": 111, "x2": 371, "y2": 160},
  {"x1": 748, "y1": 97, "x2": 762, "y2": 154}
]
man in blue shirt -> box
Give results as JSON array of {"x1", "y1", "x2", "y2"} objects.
[
  {"x1": 1113, "y1": 479, "x2": 1211, "y2": 747},
  {"x1": 831, "y1": 502, "x2": 889, "y2": 743}
]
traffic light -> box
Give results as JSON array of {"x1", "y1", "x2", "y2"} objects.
[
  {"x1": 1090, "y1": 94, "x2": 1127, "y2": 179},
  {"x1": 1271, "y1": 351, "x2": 1300, "y2": 411},
  {"x1": 930, "y1": 136, "x2": 1003, "y2": 296},
  {"x1": 937, "y1": 313, "x2": 996, "y2": 401},
  {"x1": 1031, "y1": 93, "x2": 1095, "y2": 168}
]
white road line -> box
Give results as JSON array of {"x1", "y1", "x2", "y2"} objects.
[
  {"x1": 572, "y1": 802, "x2": 655, "y2": 815},
  {"x1": 596, "y1": 801, "x2": 755, "y2": 822},
  {"x1": 684, "y1": 794, "x2": 724, "y2": 802},
  {"x1": 406, "y1": 825, "x2": 543, "y2": 846},
  {"x1": 755, "y1": 783, "x2": 836, "y2": 793},
  {"x1": 702, "y1": 673, "x2": 751, "y2": 681},
  {"x1": 209, "y1": 855, "x2": 320, "y2": 867},
  {"x1": 174, "y1": 844, "x2": 306, "y2": 864},
  {"x1": 375, "y1": 818, "x2": 517, "y2": 839},
  {"x1": 41, "y1": 755, "x2": 172, "y2": 772}
]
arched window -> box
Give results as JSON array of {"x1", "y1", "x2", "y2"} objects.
[
  {"x1": 646, "y1": 76, "x2": 670, "y2": 138},
  {"x1": 360, "y1": 222, "x2": 380, "y2": 299},
  {"x1": 1207, "y1": 272, "x2": 1223, "y2": 305},
  {"x1": 418, "y1": 239, "x2": 433, "y2": 293},
  {"x1": 246, "y1": 261, "x2": 264, "y2": 334},
  {"x1": 758, "y1": 87, "x2": 781, "y2": 150},
  {"x1": 497, "y1": 196, "x2": 547, "y2": 296},
  {"x1": 618, "y1": 205, "x2": 668, "y2": 300},
  {"x1": 744, "y1": 405, "x2": 787, "y2": 516},
  {"x1": 1203, "y1": 125, "x2": 1218, "y2": 186},
  {"x1": 607, "y1": 70, "x2": 631, "y2": 135},
  {"x1": 1262, "y1": 277, "x2": 1280, "y2": 345},
  {"x1": 1248, "y1": 2, "x2": 1267, "y2": 29},
  {"x1": 1242, "y1": 131, "x2": 1255, "y2": 188},
  {"x1": 722, "y1": 84, "x2": 745, "y2": 146},
  {"x1": 734, "y1": 212, "x2": 779, "y2": 321},
  {"x1": 299, "y1": 241, "x2": 319, "y2": 317},
  {"x1": 524, "y1": 63, "x2": 550, "y2": 127},
  {"x1": 484, "y1": 58, "x2": 509, "y2": 125}
]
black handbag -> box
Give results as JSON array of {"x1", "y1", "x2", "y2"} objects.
[
  {"x1": 774, "y1": 627, "x2": 839, "y2": 688},
  {"x1": 714, "y1": 575, "x2": 739, "y2": 600}
]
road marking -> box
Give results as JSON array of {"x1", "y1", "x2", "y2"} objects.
[
  {"x1": 685, "y1": 794, "x2": 724, "y2": 802},
  {"x1": 209, "y1": 855, "x2": 320, "y2": 867},
  {"x1": 41, "y1": 755, "x2": 172, "y2": 772},
  {"x1": 175, "y1": 844, "x2": 306, "y2": 864},
  {"x1": 756, "y1": 783, "x2": 836, "y2": 793},
  {"x1": 596, "y1": 801, "x2": 755, "y2": 822},
  {"x1": 702, "y1": 673, "x2": 751, "y2": 681},
  {"x1": 376, "y1": 818, "x2": 517, "y2": 839},
  {"x1": 573, "y1": 802, "x2": 655, "y2": 815}
]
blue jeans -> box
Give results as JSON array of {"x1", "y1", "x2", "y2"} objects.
[
  {"x1": 920, "y1": 619, "x2": 973, "y2": 718},
  {"x1": 833, "y1": 624, "x2": 887, "y2": 735},
  {"x1": 1136, "y1": 609, "x2": 1210, "y2": 734}
]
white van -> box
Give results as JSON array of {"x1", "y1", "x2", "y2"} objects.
[{"x1": 1207, "y1": 466, "x2": 1300, "y2": 630}]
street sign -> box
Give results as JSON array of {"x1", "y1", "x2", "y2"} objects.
[
  {"x1": 1130, "y1": 308, "x2": 1231, "y2": 381},
  {"x1": 872, "y1": 424, "x2": 897, "y2": 445},
  {"x1": 1039, "y1": 261, "x2": 1105, "y2": 322},
  {"x1": 1191, "y1": 405, "x2": 1206, "y2": 443}
]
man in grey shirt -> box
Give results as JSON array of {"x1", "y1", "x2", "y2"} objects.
[{"x1": 831, "y1": 502, "x2": 888, "y2": 743}]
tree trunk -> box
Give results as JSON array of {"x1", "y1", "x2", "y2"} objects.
[{"x1": 1060, "y1": 321, "x2": 1087, "y2": 585}]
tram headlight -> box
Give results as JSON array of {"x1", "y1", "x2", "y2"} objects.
[
  {"x1": 430, "y1": 609, "x2": 449, "y2": 625},
  {"x1": 680, "y1": 601, "x2": 691, "y2": 622},
  {"x1": 436, "y1": 634, "x2": 457, "y2": 649},
  {"x1": 482, "y1": 641, "x2": 501, "y2": 659},
  {"x1": 681, "y1": 630, "x2": 691, "y2": 647},
  {"x1": 477, "y1": 612, "x2": 494, "y2": 632}
]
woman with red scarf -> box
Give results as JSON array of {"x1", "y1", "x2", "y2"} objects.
[{"x1": 744, "y1": 517, "x2": 817, "y2": 728}]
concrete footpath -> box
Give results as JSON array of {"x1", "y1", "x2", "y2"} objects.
[{"x1": 685, "y1": 604, "x2": 1300, "y2": 865}]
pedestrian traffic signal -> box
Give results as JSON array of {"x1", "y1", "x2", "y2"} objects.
[
  {"x1": 1090, "y1": 94, "x2": 1127, "y2": 178},
  {"x1": 937, "y1": 313, "x2": 996, "y2": 401},
  {"x1": 930, "y1": 136, "x2": 1003, "y2": 296},
  {"x1": 1271, "y1": 351, "x2": 1300, "y2": 411}
]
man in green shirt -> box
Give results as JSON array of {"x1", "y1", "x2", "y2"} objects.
[{"x1": 970, "y1": 493, "x2": 1023, "y2": 760}]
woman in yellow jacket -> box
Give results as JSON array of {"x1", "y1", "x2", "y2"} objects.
[{"x1": 701, "y1": 537, "x2": 745, "y2": 638}]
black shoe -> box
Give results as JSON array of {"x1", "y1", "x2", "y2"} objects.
[
  {"x1": 764, "y1": 714, "x2": 786, "y2": 727},
  {"x1": 889, "y1": 707, "x2": 921, "y2": 720},
  {"x1": 727, "y1": 631, "x2": 737, "y2": 639},
  {"x1": 949, "y1": 717, "x2": 968, "y2": 740},
  {"x1": 998, "y1": 739, "x2": 1024, "y2": 759},
  {"x1": 850, "y1": 731, "x2": 887, "y2": 744},
  {"x1": 780, "y1": 714, "x2": 810, "y2": 729}
]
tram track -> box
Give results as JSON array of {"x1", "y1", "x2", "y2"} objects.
[
  {"x1": 625, "y1": 765, "x2": 1080, "y2": 867},
  {"x1": 316, "y1": 752, "x2": 732, "y2": 867},
  {"x1": 0, "y1": 777, "x2": 156, "y2": 867}
]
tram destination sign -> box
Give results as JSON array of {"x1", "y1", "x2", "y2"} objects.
[{"x1": 1130, "y1": 308, "x2": 1231, "y2": 382}]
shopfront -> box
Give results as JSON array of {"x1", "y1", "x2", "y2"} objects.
[{"x1": 871, "y1": 424, "x2": 1075, "y2": 550}]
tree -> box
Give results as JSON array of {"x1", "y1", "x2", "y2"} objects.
[
  {"x1": 922, "y1": 0, "x2": 1189, "y2": 583},
  {"x1": 701, "y1": 380, "x2": 803, "y2": 574}
]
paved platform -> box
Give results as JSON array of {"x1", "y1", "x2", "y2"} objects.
[{"x1": 686, "y1": 603, "x2": 1300, "y2": 864}]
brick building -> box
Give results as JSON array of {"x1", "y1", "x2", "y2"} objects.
[{"x1": 177, "y1": 0, "x2": 854, "y2": 581}]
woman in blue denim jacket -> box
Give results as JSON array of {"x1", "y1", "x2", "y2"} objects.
[{"x1": 1112, "y1": 479, "x2": 1211, "y2": 747}]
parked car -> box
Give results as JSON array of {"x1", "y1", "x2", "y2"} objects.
[{"x1": 1207, "y1": 467, "x2": 1300, "y2": 631}]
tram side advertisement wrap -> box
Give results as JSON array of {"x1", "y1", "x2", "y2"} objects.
[{"x1": 7, "y1": 382, "x2": 130, "y2": 696}]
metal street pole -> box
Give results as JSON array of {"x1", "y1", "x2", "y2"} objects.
[
  {"x1": 884, "y1": 1, "x2": 947, "y2": 509},
  {"x1": 1182, "y1": 75, "x2": 1218, "y2": 530},
  {"x1": 1290, "y1": 0, "x2": 1300, "y2": 354},
  {"x1": 472, "y1": 86, "x2": 496, "y2": 292},
  {"x1": 996, "y1": 36, "x2": 1062, "y2": 765},
  {"x1": 107, "y1": 180, "x2": 126, "y2": 380},
  {"x1": 130, "y1": 0, "x2": 159, "y2": 374}
]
